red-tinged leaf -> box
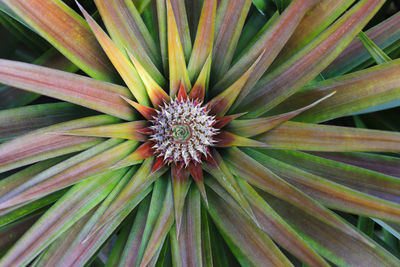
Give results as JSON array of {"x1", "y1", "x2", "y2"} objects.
[
  {"x1": 0, "y1": 48, "x2": 78, "y2": 109},
  {"x1": 155, "y1": 0, "x2": 168, "y2": 73},
  {"x1": 120, "y1": 95, "x2": 156, "y2": 120},
  {"x1": 215, "y1": 0, "x2": 318, "y2": 108},
  {"x1": 256, "y1": 121, "x2": 400, "y2": 152},
  {"x1": 117, "y1": 195, "x2": 152, "y2": 266},
  {"x1": 211, "y1": 0, "x2": 252, "y2": 80},
  {"x1": 324, "y1": 11, "x2": 400, "y2": 78},
  {"x1": 65, "y1": 189, "x2": 152, "y2": 267},
  {"x1": 236, "y1": 179, "x2": 329, "y2": 267},
  {"x1": 88, "y1": 158, "x2": 168, "y2": 239},
  {"x1": 224, "y1": 147, "x2": 373, "y2": 246},
  {"x1": 0, "y1": 115, "x2": 117, "y2": 173},
  {"x1": 56, "y1": 121, "x2": 148, "y2": 141},
  {"x1": 0, "y1": 138, "x2": 119, "y2": 210},
  {"x1": 119, "y1": 178, "x2": 167, "y2": 266},
  {"x1": 0, "y1": 168, "x2": 127, "y2": 267},
  {"x1": 227, "y1": 92, "x2": 335, "y2": 137},
  {"x1": 0, "y1": 190, "x2": 66, "y2": 230},
  {"x1": 151, "y1": 157, "x2": 165, "y2": 174},
  {"x1": 177, "y1": 82, "x2": 188, "y2": 101},
  {"x1": 247, "y1": 149, "x2": 400, "y2": 224},
  {"x1": 112, "y1": 141, "x2": 155, "y2": 170},
  {"x1": 169, "y1": 0, "x2": 192, "y2": 60},
  {"x1": 0, "y1": 103, "x2": 93, "y2": 142},
  {"x1": 0, "y1": 60, "x2": 135, "y2": 120},
  {"x1": 77, "y1": 3, "x2": 150, "y2": 106},
  {"x1": 187, "y1": 0, "x2": 216, "y2": 82},
  {"x1": 189, "y1": 163, "x2": 208, "y2": 205},
  {"x1": 265, "y1": 150, "x2": 400, "y2": 203},
  {"x1": 205, "y1": 181, "x2": 292, "y2": 266},
  {"x1": 0, "y1": 215, "x2": 40, "y2": 255},
  {"x1": 140, "y1": 180, "x2": 174, "y2": 267},
  {"x1": 32, "y1": 208, "x2": 96, "y2": 266},
  {"x1": 2, "y1": 0, "x2": 115, "y2": 81},
  {"x1": 202, "y1": 149, "x2": 257, "y2": 225},
  {"x1": 171, "y1": 164, "x2": 190, "y2": 237},
  {"x1": 213, "y1": 113, "x2": 246, "y2": 129},
  {"x1": 0, "y1": 157, "x2": 66, "y2": 203},
  {"x1": 134, "y1": 0, "x2": 153, "y2": 13},
  {"x1": 214, "y1": 131, "x2": 270, "y2": 148},
  {"x1": 208, "y1": 51, "x2": 263, "y2": 116},
  {"x1": 170, "y1": 186, "x2": 203, "y2": 267},
  {"x1": 189, "y1": 54, "x2": 211, "y2": 102},
  {"x1": 310, "y1": 152, "x2": 400, "y2": 178},
  {"x1": 259, "y1": 191, "x2": 400, "y2": 266},
  {"x1": 126, "y1": 50, "x2": 170, "y2": 108},
  {"x1": 167, "y1": 0, "x2": 191, "y2": 96},
  {"x1": 239, "y1": 0, "x2": 386, "y2": 117},
  {"x1": 273, "y1": 0, "x2": 356, "y2": 66},
  {"x1": 0, "y1": 140, "x2": 138, "y2": 211},
  {"x1": 269, "y1": 59, "x2": 400, "y2": 123},
  {"x1": 93, "y1": 0, "x2": 165, "y2": 86}
]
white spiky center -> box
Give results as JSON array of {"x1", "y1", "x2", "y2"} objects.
[{"x1": 150, "y1": 98, "x2": 217, "y2": 165}]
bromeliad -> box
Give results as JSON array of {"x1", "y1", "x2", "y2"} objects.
[{"x1": 0, "y1": 0, "x2": 400, "y2": 266}]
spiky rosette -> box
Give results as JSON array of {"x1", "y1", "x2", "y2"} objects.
[
  {"x1": 1, "y1": 0, "x2": 400, "y2": 266},
  {"x1": 150, "y1": 97, "x2": 217, "y2": 165}
]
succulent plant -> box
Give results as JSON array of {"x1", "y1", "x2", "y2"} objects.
[{"x1": 0, "y1": 0, "x2": 400, "y2": 266}]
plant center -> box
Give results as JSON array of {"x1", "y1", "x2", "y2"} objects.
[
  {"x1": 150, "y1": 98, "x2": 217, "y2": 165},
  {"x1": 171, "y1": 124, "x2": 191, "y2": 142}
]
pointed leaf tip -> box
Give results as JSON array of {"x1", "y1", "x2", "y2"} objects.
[{"x1": 120, "y1": 95, "x2": 156, "y2": 120}]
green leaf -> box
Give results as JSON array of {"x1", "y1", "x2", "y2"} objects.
[
  {"x1": 311, "y1": 152, "x2": 400, "y2": 178},
  {"x1": 0, "y1": 139, "x2": 138, "y2": 210},
  {"x1": 324, "y1": 11, "x2": 400, "y2": 78},
  {"x1": 205, "y1": 180, "x2": 292, "y2": 266},
  {"x1": 262, "y1": 150, "x2": 400, "y2": 204},
  {"x1": 255, "y1": 121, "x2": 400, "y2": 152},
  {"x1": 0, "y1": 215, "x2": 39, "y2": 257},
  {"x1": 170, "y1": 185, "x2": 202, "y2": 267},
  {"x1": 202, "y1": 149, "x2": 257, "y2": 224},
  {"x1": 0, "y1": 48, "x2": 78, "y2": 109},
  {"x1": 273, "y1": 0, "x2": 356, "y2": 66},
  {"x1": 0, "y1": 115, "x2": 115, "y2": 173},
  {"x1": 0, "y1": 167, "x2": 127, "y2": 266},
  {"x1": 259, "y1": 191, "x2": 400, "y2": 266},
  {"x1": 269, "y1": 58, "x2": 400, "y2": 123},
  {"x1": 358, "y1": 31, "x2": 391, "y2": 64},
  {"x1": 140, "y1": 179, "x2": 174, "y2": 266},
  {"x1": 211, "y1": 0, "x2": 252, "y2": 80},
  {"x1": 169, "y1": 0, "x2": 192, "y2": 61},
  {"x1": 239, "y1": 0, "x2": 387, "y2": 117},
  {"x1": 0, "y1": 103, "x2": 93, "y2": 142},
  {"x1": 225, "y1": 147, "x2": 372, "y2": 245},
  {"x1": 2, "y1": 0, "x2": 115, "y2": 81},
  {"x1": 88, "y1": 158, "x2": 168, "y2": 238},
  {"x1": 93, "y1": 0, "x2": 165, "y2": 86},
  {"x1": 187, "y1": 0, "x2": 216, "y2": 82},
  {"x1": 0, "y1": 59, "x2": 135, "y2": 120},
  {"x1": 118, "y1": 178, "x2": 167, "y2": 266},
  {"x1": 236, "y1": 178, "x2": 329, "y2": 266},
  {"x1": 77, "y1": 3, "x2": 150, "y2": 106},
  {"x1": 214, "y1": 0, "x2": 318, "y2": 108},
  {"x1": 57, "y1": 121, "x2": 148, "y2": 141},
  {"x1": 245, "y1": 149, "x2": 400, "y2": 224},
  {"x1": 51, "y1": 167, "x2": 151, "y2": 266},
  {"x1": 227, "y1": 92, "x2": 334, "y2": 136},
  {"x1": 171, "y1": 164, "x2": 191, "y2": 237},
  {"x1": 167, "y1": 0, "x2": 191, "y2": 96}
]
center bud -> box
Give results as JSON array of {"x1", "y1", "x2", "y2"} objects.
[
  {"x1": 171, "y1": 124, "x2": 191, "y2": 142},
  {"x1": 150, "y1": 97, "x2": 217, "y2": 165}
]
